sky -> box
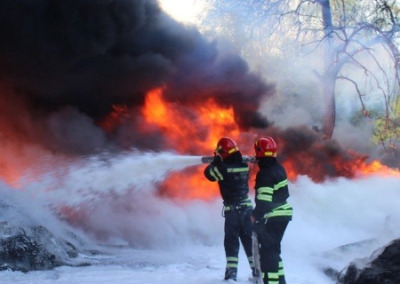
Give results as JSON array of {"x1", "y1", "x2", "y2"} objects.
[
  {"x1": 158, "y1": 0, "x2": 207, "y2": 25},
  {"x1": 1, "y1": 152, "x2": 400, "y2": 284}
]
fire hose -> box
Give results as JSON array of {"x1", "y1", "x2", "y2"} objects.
[
  {"x1": 201, "y1": 155, "x2": 257, "y2": 164},
  {"x1": 252, "y1": 232, "x2": 263, "y2": 284}
]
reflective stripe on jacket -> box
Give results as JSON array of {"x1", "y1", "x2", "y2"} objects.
[
  {"x1": 204, "y1": 161, "x2": 250, "y2": 204},
  {"x1": 252, "y1": 157, "x2": 293, "y2": 222}
]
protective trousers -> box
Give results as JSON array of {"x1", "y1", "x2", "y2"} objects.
[
  {"x1": 224, "y1": 205, "x2": 255, "y2": 275},
  {"x1": 257, "y1": 220, "x2": 289, "y2": 284}
]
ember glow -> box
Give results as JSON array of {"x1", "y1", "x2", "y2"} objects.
[{"x1": 99, "y1": 105, "x2": 129, "y2": 133}]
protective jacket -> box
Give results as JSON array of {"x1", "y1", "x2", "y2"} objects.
[
  {"x1": 204, "y1": 153, "x2": 251, "y2": 206},
  {"x1": 252, "y1": 157, "x2": 293, "y2": 222}
]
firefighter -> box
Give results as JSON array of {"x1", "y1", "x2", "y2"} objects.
[
  {"x1": 251, "y1": 136, "x2": 293, "y2": 284},
  {"x1": 204, "y1": 137, "x2": 258, "y2": 282}
]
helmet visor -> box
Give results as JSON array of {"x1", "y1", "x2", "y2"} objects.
[{"x1": 214, "y1": 146, "x2": 226, "y2": 155}]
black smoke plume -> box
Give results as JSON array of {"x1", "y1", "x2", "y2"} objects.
[{"x1": 0, "y1": 0, "x2": 273, "y2": 155}]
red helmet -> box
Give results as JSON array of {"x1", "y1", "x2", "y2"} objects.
[
  {"x1": 254, "y1": 136, "x2": 277, "y2": 158},
  {"x1": 215, "y1": 137, "x2": 239, "y2": 159}
]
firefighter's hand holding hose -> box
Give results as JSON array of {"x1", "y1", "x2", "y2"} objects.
[
  {"x1": 251, "y1": 215, "x2": 267, "y2": 238},
  {"x1": 251, "y1": 216, "x2": 275, "y2": 248},
  {"x1": 251, "y1": 215, "x2": 265, "y2": 235},
  {"x1": 212, "y1": 153, "x2": 223, "y2": 165}
]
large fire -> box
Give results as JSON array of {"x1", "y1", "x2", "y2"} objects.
[
  {"x1": 1, "y1": 88, "x2": 399, "y2": 200},
  {"x1": 101, "y1": 88, "x2": 400, "y2": 200}
]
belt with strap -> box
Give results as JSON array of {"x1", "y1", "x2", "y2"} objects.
[{"x1": 224, "y1": 196, "x2": 252, "y2": 211}]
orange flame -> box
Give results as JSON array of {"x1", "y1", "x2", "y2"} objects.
[
  {"x1": 283, "y1": 152, "x2": 400, "y2": 183},
  {"x1": 142, "y1": 88, "x2": 240, "y2": 154},
  {"x1": 357, "y1": 160, "x2": 400, "y2": 177}
]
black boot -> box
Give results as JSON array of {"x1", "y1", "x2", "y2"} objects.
[
  {"x1": 249, "y1": 267, "x2": 260, "y2": 283},
  {"x1": 224, "y1": 267, "x2": 237, "y2": 281}
]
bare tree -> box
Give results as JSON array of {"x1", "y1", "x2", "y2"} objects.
[{"x1": 203, "y1": 0, "x2": 400, "y2": 141}]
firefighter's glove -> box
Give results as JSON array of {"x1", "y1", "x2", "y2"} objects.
[
  {"x1": 212, "y1": 154, "x2": 222, "y2": 165},
  {"x1": 252, "y1": 219, "x2": 266, "y2": 234}
]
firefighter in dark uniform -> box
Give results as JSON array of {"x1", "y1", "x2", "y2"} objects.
[
  {"x1": 251, "y1": 137, "x2": 293, "y2": 284},
  {"x1": 204, "y1": 137, "x2": 257, "y2": 281}
]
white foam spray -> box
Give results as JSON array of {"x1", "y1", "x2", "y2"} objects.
[
  {"x1": 4, "y1": 151, "x2": 400, "y2": 258},
  {"x1": 2, "y1": 151, "x2": 217, "y2": 247},
  {"x1": 24, "y1": 151, "x2": 204, "y2": 207}
]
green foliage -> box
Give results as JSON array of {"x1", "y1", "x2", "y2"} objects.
[
  {"x1": 350, "y1": 108, "x2": 380, "y2": 127},
  {"x1": 372, "y1": 99, "x2": 400, "y2": 146}
]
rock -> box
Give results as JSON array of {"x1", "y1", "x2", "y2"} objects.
[
  {"x1": 338, "y1": 238, "x2": 400, "y2": 284},
  {"x1": 0, "y1": 221, "x2": 79, "y2": 272},
  {"x1": 0, "y1": 199, "x2": 88, "y2": 272}
]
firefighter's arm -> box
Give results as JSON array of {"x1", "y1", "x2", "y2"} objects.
[
  {"x1": 252, "y1": 173, "x2": 274, "y2": 221},
  {"x1": 204, "y1": 163, "x2": 225, "y2": 182}
]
